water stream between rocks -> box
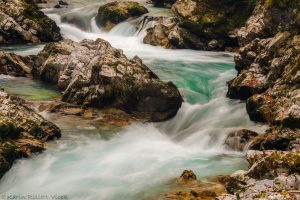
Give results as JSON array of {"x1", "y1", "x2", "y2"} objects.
[{"x1": 0, "y1": 1, "x2": 266, "y2": 199}]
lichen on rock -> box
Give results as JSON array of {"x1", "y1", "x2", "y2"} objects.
[
  {"x1": 32, "y1": 39, "x2": 182, "y2": 122},
  {"x1": 95, "y1": 1, "x2": 148, "y2": 31},
  {"x1": 0, "y1": 0, "x2": 62, "y2": 44},
  {"x1": 0, "y1": 90, "x2": 61, "y2": 178}
]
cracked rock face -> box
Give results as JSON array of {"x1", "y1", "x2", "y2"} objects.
[
  {"x1": 0, "y1": 51, "x2": 34, "y2": 77},
  {"x1": 0, "y1": 0, "x2": 61, "y2": 44},
  {"x1": 219, "y1": 2, "x2": 300, "y2": 200},
  {"x1": 0, "y1": 90, "x2": 61, "y2": 178},
  {"x1": 33, "y1": 39, "x2": 182, "y2": 121},
  {"x1": 227, "y1": 2, "x2": 300, "y2": 128}
]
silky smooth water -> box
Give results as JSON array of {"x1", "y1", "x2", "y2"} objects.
[{"x1": 0, "y1": 1, "x2": 265, "y2": 199}]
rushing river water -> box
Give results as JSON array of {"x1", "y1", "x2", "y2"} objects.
[{"x1": 0, "y1": 1, "x2": 266, "y2": 199}]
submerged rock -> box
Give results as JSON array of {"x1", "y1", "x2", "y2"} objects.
[
  {"x1": 159, "y1": 170, "x2": 227, "y2": 200},
  {"x1": 95, "y1": 1, "x2": 148, "y2": 31},
  {"x1": 0, "y1": 0, "x2": 62, "y2": 44},
  {"x1": 33, "y1": 39, "x2": 182, "y2": 121},
  {"x1": 224, "y1": 129, "x2": 258, "y2": 151},
  {"x1": 0, "y1": 90, "x2": 61, "y2": 178}
]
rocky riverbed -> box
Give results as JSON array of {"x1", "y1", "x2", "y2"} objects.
[{"x1": 0, "y1": 0, "x2": 299, "y2": 199}]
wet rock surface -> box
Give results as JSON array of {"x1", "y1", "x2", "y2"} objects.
[
  {"x1": 224, "y1": 129, "x2": 258, "y2": 151},
  {"x1": 0, "y1": 90, "x2": 61, "y2": 178},
  {"x1": 172, "y1": 0, "x2": 254, "y2": 45},
  {"x1": 158, "y1": 170, "x2": 227, "y2": 200},
  {"x1": 220, "y1": 1, "x2": 300, "y2": 199},
  {"x1": 0, "y1": 51, "x2": 34, "y2": 77},
  {"x1": 32, "y1": 39, "x2": 182, "y2": 122},
  {"x1": 143, "y1": 16, "x2": 222, "y2": 50},
  {"x1": 143, "y1": 0, "x2": 255, "y2": 50},
  {"x1": 0, "y1": 0, "x2": 62, "y2": 44},
  {"x1": 95, "y1": 1, "x2": 148, "y2": 31},
  {"x1": 150, "y1": 0, "x2": 175, "y2": 8}
]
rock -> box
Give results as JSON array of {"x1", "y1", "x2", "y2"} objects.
[
  {"x1": 179, "y1": 170, "x2": 197, "y2": 182},
  {"x1": 0, "y1": 51, "x2": 34, "y2": 77},
  {"x1": 172, "y1": 0, "x2": 255, "y2": 48},
  {"x1": 150, "y1": 0, "x2": 175, "y2": 8},
  {"x1": 224, "y1": 129, "x2": 258, "y2": 151},
  {"x1": 59, "y1": 0, "x2": 68, "y2": 5},
  {"x1": 249, "y1": 127, "x2": 300, "y2": 151},
  {"x1": 214, "y1": 172, "x2": 248, "y2": 195},
  {"x1": 142, "y1": 0, "x2": 256, "y2": 51},
  {"x1": 227, "y1": 1, "x2": 300, "y2": 128},
  {"x1": 0, "y1": 0, "x2": 62, "y2": 44},
  {"x1": 221, "y1": 2, "x2": 300, "y2": 199},
  {"x1": 142, "y1": 16, "x2": 209, "y2": 50},
  {"x1": 54, "y1": 4, "x2": 61, "y2": 8},
  {"x1": 215, "y1": 194, "x2": 237, "y2": 200},
  {"x1": 0, "y1": 90, "x2": 61, "y2": 178},
  {"x1": 95, "y1": 1, "x2": 148, "y2": 31},
  {"x1": 33, "y1": 39, "x2": 182, "y2": 122},
  {"x1": 159, "y1": 170, "x2": 227, "y2": 200},
  {"x1": 54, "y1": 0, "x2": 68, "y2": 8},
  {"x1": 246, "y1": 150, "x2": 300, "y2": 179}
]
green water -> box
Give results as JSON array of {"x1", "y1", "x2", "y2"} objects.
[{"x1": 0, "y1": 75, "x2": 60, "y2": 100}]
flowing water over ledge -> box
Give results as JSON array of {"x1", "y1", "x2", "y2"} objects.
[{"x1": 0, "y1": 1, "x2": 266, "y2": 199}]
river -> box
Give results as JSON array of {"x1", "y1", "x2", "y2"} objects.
[{"x1": 0, "y1": 1, "x2": 265, "y2": 199}]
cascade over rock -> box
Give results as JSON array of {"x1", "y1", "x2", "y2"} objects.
[
  {"x1": 0, "y1": 0, "x2": 62, "y2": 44},
  {"x1": 33, "y1": 39, "x2": 182, "y2": 122}
]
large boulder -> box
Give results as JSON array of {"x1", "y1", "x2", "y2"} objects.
[
  {"x1": 143, "y1": 16, "x2": 220, "y2": 50},
  {"x1": 95, "y1": 1, "x2": 148, "y2": 31},
  {"x1": 0, "y1": 0, "x2": 62, "y2": 44},
  {"x1": 172, "y1": 0, "x2": 255, "y2": 48},
  {"x1": 0, "y1": 90, "x2": 61, "y2": 178},
  {"x1": 33, "y1": 39, "x2": 182, "y2": 121}
]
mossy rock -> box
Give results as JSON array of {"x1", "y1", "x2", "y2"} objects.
[
  {"x1": 172, "y1": 0, "x2": 256, "y2": 43},
  {"x1": 95, "y1": 1, "x2": 148, "y2": 30},
  {"x1": 22, "y1": 0, "x2": 61, "y2": 42},
  {"x1": 0, "y1": 117, "x2": 20, "y2": 140},
  {"x1": 264, "y1": 0, "x2": 299, "y2": 9}
]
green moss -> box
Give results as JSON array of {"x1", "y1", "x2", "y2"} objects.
[
  {"x1": 0, "y1": 143, "x2": 16, "y2": 160},
  {"x1": 264, "y1": 0, "x2": 299, "y2": 9},
  {"x1": 127, "y1": 4, "x2": 148, "y2": 16},
  {"x1": 96, "y1": 1, "x2": 148, "y2": 27},
  {"x1": 0, "y1": 117, "x2": 20, "y2": 139},
  {"x1": 234, "y1": 73, "x2": 247, "y2": 85},
  {"x1": 22, "y1": 0, "x2": 60, "y2": 41}
]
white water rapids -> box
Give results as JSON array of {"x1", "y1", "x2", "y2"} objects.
[{"x1": 0, "y1": 1, "x2": 267, "y2": 200}]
